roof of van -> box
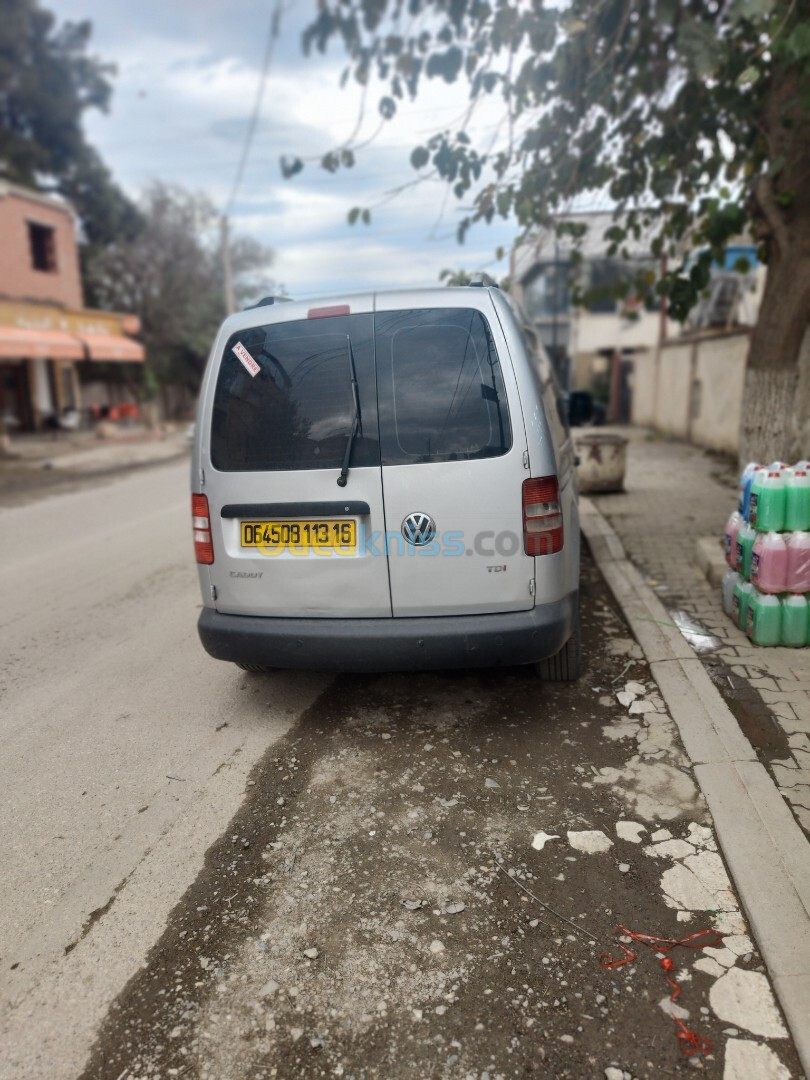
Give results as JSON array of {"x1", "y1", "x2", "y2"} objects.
[{"x1": 218, "y1": 286, "x2": 507, "y2": 337}]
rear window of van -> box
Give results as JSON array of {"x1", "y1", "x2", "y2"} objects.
[
  {"x1": 210, "y1": 313, "x2": 378, "y2": 472},
  {"x1": 375, "y1": 308, "x2": 512, "y2": 465}
]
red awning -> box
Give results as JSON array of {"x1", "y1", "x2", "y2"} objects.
[
  {"x1": 77, "y1": 333, "x2": 145, "y2": 363},
  {"x1": 0, "y1": 326, "x2": 85, "y2": 360}
]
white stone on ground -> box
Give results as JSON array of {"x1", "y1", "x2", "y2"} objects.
[
  {"x1": 693, "y1": 957, "x2": 726, "y2": 979},
  {"x1": 645, "y1": 839, "x2": 696, "y2": 859},
  {"x1": 660, "y1": 863, "x2": 719, "y2": 911},
  {"x1": 531, "y1": 831, "x2": 560, "y2": 851},
  {"x1": 683, "y1": 850, "x2": 734, "y2": 898},
  {"x1": 629, "y1": 699, "x2": 655, "y2": 715},
  {"x1": 686, "y1": 822, "x2": 715, "y2": 848},
  {"x1": 703, "y1": 945, "x2": 737, "y2": 968},
  {"x1": 616, "y1": 820, "x2": 646, "y2": 843},
  {"x1": 567, "y1": 830, "x2": 613, "y2": 854},
  {"x1": 658, "y1": 995, "x2": 689, "y2": 1020},
  {"x1": 723, "y1": 935, "x2": 754, "y2": 957},
  {"x1": 709, "y1": 969, "x2": 788, "y2": 1038},
  {"x1": 716, "y1": 912, "x2": 747, "y2": 936},
  {"x1": 723, "y1": 1038, "x2": 791, "y2": 1080},
  {"x1": 594, "y1": 761, "x2": 702, "y2": 821}
]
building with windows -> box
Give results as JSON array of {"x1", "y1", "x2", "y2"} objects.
[
  {"x1": 510, "y1": 212, "x2": 765, "y2": 418},
  {"x1": 0, "y1": 181, "x2": 144, "y2": 432},
  {"x1": 510, "y1": 212, "x2": 680, "y2": 406}
]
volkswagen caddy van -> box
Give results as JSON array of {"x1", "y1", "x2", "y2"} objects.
[{"x1": 191, "y1": 283, "x2": 581, "y2": 679}]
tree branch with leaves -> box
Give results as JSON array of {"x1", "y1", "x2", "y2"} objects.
[{"x1": 292, "y1": 0, "x2": 810, "y2": 461}]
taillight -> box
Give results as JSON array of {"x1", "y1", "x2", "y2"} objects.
[
  {"x1": 523, "y1": 476, "x2": 563, "y2": 556},
  {"x1": 192, "y1": 493, "x2": 214, "y2": 564}
]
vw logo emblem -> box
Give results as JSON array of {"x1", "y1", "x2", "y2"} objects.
[{"x1": 401, "y1": 512, "x2": 436, "y2": 547}]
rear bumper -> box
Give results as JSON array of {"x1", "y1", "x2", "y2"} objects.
[{"x1": 197, "y1": 594, "x2": 578, "y2": 673}]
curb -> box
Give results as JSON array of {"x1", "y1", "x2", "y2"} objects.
[
  {"x1": 45, "y1": 438, "x2": 190, "y2": 475},
  {"x1": 695, "y1": 535, "x2": 728, "y2": 589},
  {"x1": 580, "y1": 496, "x2": 810, "y2": 1074}
]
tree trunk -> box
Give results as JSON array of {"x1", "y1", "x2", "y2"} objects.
[
  {"x1": 738, "y1": 252, "x2": 810, "y2": 466},
  {"x1": 738, "y1": 57, "x2": 810, "y2": 467}
]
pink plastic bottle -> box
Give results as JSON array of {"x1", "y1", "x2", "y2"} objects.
[
  {"x1": 786, "y1": 531, "x2": 810, "y2": 593},
  {"x1": 724, "y1": 511, "x2": 742, "y2": 569},
  {"x1": 750, "y1": 531, "x2": 788, "y2": 593}
]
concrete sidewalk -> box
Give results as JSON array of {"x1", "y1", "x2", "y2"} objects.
[
  {"x1": 0, "y1": 424, "x2": 190, "y2": 506},
  {"x1": 587, "y1": 427, "x2": 810, "y2": 840},
  {"x1": 581, "y1": 425, "x2": 810, "y2": 1074}
]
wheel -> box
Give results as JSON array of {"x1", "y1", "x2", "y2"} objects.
[
  {"x1": 535, "y1": 606, "x2": 582, "y2": 682},
  {"x1": 235, "y1": 662, "x2": 275, "y2": 673}
]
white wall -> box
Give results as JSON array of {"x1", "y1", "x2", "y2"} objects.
[
  {"x1": 573, "y1": 309, "x2": 676, "y2": 354},
  {"x1": 631, "y1": 331, "x2": 749, "y2": 454},
  {"x1": 691, "y1": 335, "x2": 749, "y2": 452}
]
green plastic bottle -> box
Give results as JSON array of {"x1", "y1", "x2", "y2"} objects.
[
  {"x1": 746, "y1": 589, "x2": 782, "y2": 646},
  {"x1": 781, "y1": 594, "x2": 808, "y2": 647},
  {"x1": 749, "y1": 471, "x2": 786, "y2": 532},
  {"x1": 736, "y1": 522, "x2": 757, "y2": 580},
  {"x1": 785, "y1": 470, "x2": 810, "y2": 531},
  {"x1": 733, "y1": 579, "x2": 754, "y2": 631}
]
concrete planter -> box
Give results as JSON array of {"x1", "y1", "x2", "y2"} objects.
[{"x1": 574, "y1": 432, "x2": 628, "y2": 493}]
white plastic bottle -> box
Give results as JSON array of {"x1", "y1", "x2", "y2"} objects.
[{"x1": 722, "y1": 569, "x2": 741, "y2": 617}]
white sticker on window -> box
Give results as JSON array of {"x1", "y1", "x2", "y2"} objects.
[{"x1": 232, "y1": 341, "x2": 260, "y2": 377}]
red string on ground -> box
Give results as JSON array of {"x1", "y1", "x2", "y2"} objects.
[{"x1": 599, "y1": 925, "x2": 724, "y2": 1055}]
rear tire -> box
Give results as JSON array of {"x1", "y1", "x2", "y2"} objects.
[
  {"x1": 235, "y1": 662, "x2": 275, "y2": 674},
  {"x1": 535, "y1": 606, "x2": 582, "y2": 682}
]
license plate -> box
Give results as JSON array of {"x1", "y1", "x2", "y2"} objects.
[{"x1": 240, "y1": 519, "x2": 356, "y2": 553}]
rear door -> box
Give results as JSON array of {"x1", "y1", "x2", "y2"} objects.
[
  {"x1": 374, "y1": 298, "x2": 533, "y2": 617},
  {"x1": 200, "y1": 302, "x2": 392, "y2": 618}
]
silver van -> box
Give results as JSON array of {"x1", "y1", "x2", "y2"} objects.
[{"x1": 191, "y1": 284, "x2": 581, "y2": 679}]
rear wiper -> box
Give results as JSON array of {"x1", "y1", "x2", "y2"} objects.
[{"x1": 337, "y1": 334, "x2": 362, "y2": 488}]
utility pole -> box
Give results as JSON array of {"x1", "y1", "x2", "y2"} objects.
[{"x1": 221, "y1": 215, "x2": 235, "y2": 316}]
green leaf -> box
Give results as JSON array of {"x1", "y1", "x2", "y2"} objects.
[
  {"x1": 783, "y1": 23, "x2": 810, "y2": 63},
  {"x1": 379, "y1": 96, "x2": 397, "y2": 119},
  {"x1": 347, "y1": 207, "x2": 360, "y2": 225},
  {"x1": 426, "y1": 46, "x2": 464, "y2": 83},
  {"x1": 677, "y1": 17, "x2": 723, "y2": 79},
  {"x1": 736, "y1": 66, "x2": 760, "y2": 87},
  {"x1": 729, "y1": 0, "x2": 775, "y2": 21},
  {"x1": 361, "y1": 209, "x2": 371, "y2": 225},
  {"x1": 280, "y1": 156, "x2": 304, "y2": 179},
  {"x1": 410, "y1": 145, "x2": 430, "y2": 169},
  {"x1": 560, "y1": 15, "x2": 587, "y2": 35}
]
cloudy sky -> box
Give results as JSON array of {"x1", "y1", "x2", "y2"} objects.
[{"x1": 46, "y1": 0, "x2": 518, "y2": 301}]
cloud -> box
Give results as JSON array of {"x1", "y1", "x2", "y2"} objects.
[{"x1": 50, "y1": 0, "x2": 517, "y2": 296}]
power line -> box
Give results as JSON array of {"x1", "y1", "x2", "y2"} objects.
[{"x1": 223, "y1": 0, "x2": 283, "y2": 217}]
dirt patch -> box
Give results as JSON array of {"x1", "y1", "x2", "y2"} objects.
[{"x1": 77, "y1": 554, "x2": 798, "y2": 1080}]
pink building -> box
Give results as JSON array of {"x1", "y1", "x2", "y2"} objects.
[{"x1": 0, "y1": 181, "x2": 144, "y2": 431}]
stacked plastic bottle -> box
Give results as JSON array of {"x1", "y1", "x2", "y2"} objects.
[{"x1": 722, "y1": 460, "x2": 810, "y2": 647}]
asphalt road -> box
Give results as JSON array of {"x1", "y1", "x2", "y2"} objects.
[
  {"x1": 0, "y1": 459, "x2": 329, "y2": 1078},
  {"x1": 0, "y1": 459, "x2": 799, "y2": 1079}
]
